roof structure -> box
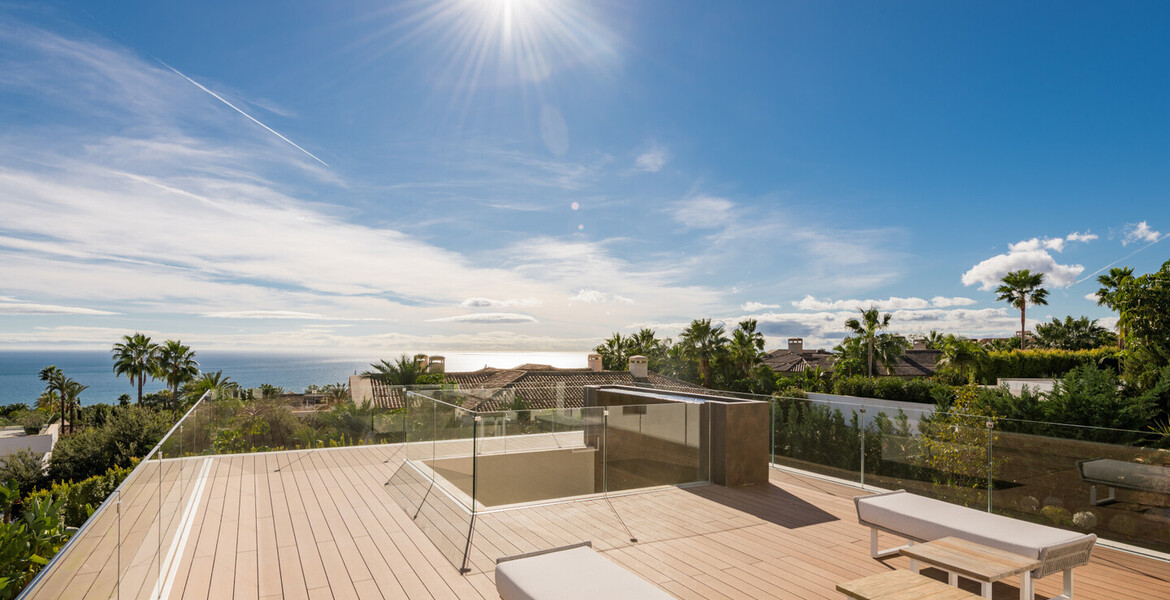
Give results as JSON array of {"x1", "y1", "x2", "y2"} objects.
[
  {"x1": 761, "y1": 347, "x2": 837, "y2": 374},
  {"x1": 362, "y1": 365, "x2": 703, "y2": 412}
]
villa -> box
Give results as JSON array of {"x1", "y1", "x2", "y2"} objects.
[{"x1": 15, "y1": 382, "x2": 1170, "y2": 600}]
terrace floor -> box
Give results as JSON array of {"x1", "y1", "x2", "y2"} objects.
[{"x1": 36, "y1": 442, "x2": 1170, "y2": 600}]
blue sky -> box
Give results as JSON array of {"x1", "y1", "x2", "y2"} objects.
[{"x1": 1, "y1": 0, "x2": 1167, "y2": 354}]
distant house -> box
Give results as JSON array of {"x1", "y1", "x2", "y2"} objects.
[
  {"x1": 761, "y1": 338, "x2": 836, "y2": 374},
  {"x1": 762, "y1": 337, "x2": 941, "y2": 378},
  {"x1": 351, "y1": 354, "x2": 702, "y2": 412}
]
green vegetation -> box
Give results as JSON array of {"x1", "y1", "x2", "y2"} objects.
[
  {"x1": 842, "y1": 308, "x2": 907, "y2": 378},
  {"x1": 25, "y1": 463, "x2": 136, "y2": 527},
  {"x1": 0, "y1": 486, "x2": 71, "y2": 600},
  {"x1": 1034, "y1": 316, "x2": 1116, "y2": 350},
  {"x1": 47, "y1": 405, "x2": 172, "y2": 483}
]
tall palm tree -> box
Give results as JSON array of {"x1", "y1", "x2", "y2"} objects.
[
  {"x1": 595, "y1": 333, "x2": 630, "y2": 371},
  {"x1": 995, "y1": 270, "x2": 1049, "y2": 350},
  {"x1": 60, "y1": 379, "x2": 87, "y2": 433},
  {"x1": 38, "y1": 366, "x2": 67, "y2": 434},
  {"x1": 844, "y1": 307, "x2": 894, "y2": 378},
  {"x1": 112, "y1": 333, "x2": 159, "y2": 405},
  {"x1": 1096, "y1": 266, "x2": 1135, "y2": 349},
  {"x1": 728, "y1": 319, "x2": 766, "y2": 378},
  {"x1": 155, "y1": 340, "x2": 199, "y2": 410},
  {"x1": 678, "y1": 318, "x2": 728, "y2": 388},
  {"x1": 925, "y1": 330, "x2": 945, "y2": 350}
]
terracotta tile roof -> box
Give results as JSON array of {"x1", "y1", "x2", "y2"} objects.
[
  {"x1": 886, "y1": 349, "x2": 941, "y2": 377},
  {"x1": 761, "y1": 348, "x2": 836, "y2": 373},
  {"x1": 364, "y1": 367, "x2": 703, "y2": 411}
]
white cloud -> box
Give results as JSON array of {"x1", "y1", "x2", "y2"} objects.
[
  {"x1": 426, "y1": 313, "x2": 538, "y2": 324},
  {"x1": 669, "y1": 195, "x2": 735, "y2": 230},
  {"x1": 459, "y1": 297, "x2": 542, "y2": 309},
  {"x1": 203, "y1": 310, "x2": 327, "y2": 320},
  {"x1": 1066, "y1": 231, "x2": 1098, "y2": 243},
  {"x1": 569, "y1": 289, "x2": 633, "y2": 304},
  {"x1": 742, "y1": 301, "x2": 782, "y2": 311},
  {"x1": 930, "y1": 296, "x2": 977, "y2": 308},
  {"x1": 634, "y1": 145, "x2": 668, "y2": 173},
  {"x1": 960, "y1": 237, "x2": 1085, "y2": 290},
  {"x1": 1123, "y1": 221, "x2": 1162, "y2": 245},
  {"x1": 1084, "y1": 292, "x2": 1100, "y2": 303},
  {"x1": 0, "y1": 299, "x2": 117, "y2": 316},
  {"x1": 791, "y1": 295, "x2": 931, "y2": 311}
]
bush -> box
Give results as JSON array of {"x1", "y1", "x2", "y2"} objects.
[
  {"x1": 972, "y1": 348, "x2": 1120, "y2": 384},
  {"x1": 832, "y1": 375, "x2": 949, "y2": 404},
  {"x1": 0, "y1": 450, "x2": 47, "y2": 498},
  {"x1": 1040, "y1": 364, "x2": 1156, "y2": 442},
  {"x1": 48, "y1": 406, "x2": 171, "y2": 483},
  {"x1": 1041, "y1": 505, "x2": 1072, "y2": 526},
  {"x1": 0, "y1": 490, "x2": 70, "y2": 600},
  {"x1": 25, "y1": 461, "x2": 135, "y2": 527},
  {"x1": 14, "y1": 411, "x2": 46, "y2": 435}
]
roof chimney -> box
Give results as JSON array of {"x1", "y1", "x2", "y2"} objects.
[
  {"x1": 628, "y1": 355, "x2": 648, "y2": 379},
  {"x1": 427, "y1": 355, "x2": 445, "y2": 373},
  {"x1": 588, "y1": 353, "x2": 603, "y2": 372},
  {"x1": 787, "y1": 338, "x2": 804, "y2": 354},
  {"x1": 913, "y1": 339, "x2": 927, "y2": 350}
]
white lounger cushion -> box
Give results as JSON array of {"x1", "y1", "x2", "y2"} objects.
[
  {"x1": 856, "y1": 490, "x2": 1089, "y2": 560},
  {"x1": 496, "y1": 545, "x2": 675, "y2": 600}
]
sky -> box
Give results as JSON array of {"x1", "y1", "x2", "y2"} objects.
[{"x1": 1, "y1": 0, "x2": 1168, "y2": 356}]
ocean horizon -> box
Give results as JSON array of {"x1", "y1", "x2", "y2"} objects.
[{"x1": 0, "y1": 350, "x2": 591, "y2": 406}]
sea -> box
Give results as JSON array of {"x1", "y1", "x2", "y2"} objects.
[{"x1": 0, "y1": 350, "x2": 590, "y2": 406}]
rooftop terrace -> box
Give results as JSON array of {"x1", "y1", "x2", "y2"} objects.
[{"x1": 18, "y1": 385, "x2": 1170, "y2": 599}]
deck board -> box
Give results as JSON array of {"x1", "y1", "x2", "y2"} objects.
[{"x1": 23, "y1": 442, "x2": 1170, "y2": 600}]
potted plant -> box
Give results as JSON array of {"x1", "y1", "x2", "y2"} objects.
[{"x1": 17, "y1": 410, "x2": 47, "y2": 435}]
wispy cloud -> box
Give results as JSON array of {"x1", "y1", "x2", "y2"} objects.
[
  {"x1": 569, "y1": 289, "x2": 633, "y2": 304},
  {"x1": 791, "y1": 295, "x2": 931, "y2": 311},
  {"x1": 669, "y1": 195, "x2": 735, "y2": 230},
  {"x1": 634, "y1": 143, "x2": 668, "y2": 173},
  {"x1": 459, "y1": 297, "x2": 542, "y2": 308},
  {"x1": 0, "y1": 298, "x2": 117, "y2": 316},
  {"x1": 1066, "y1": 231, "x2": 1098, "y2": 243},
  {"x1": 1123, "y1": 221, "x2": 1162, "y2": 245},
  {"x1": 426, "y1": 312, "x2": 538, "y2": 324},
  {"x1": 204, "y1": 310, "x2": 329, "y2": 320}
]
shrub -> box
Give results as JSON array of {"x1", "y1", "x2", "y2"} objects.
[
  {"x1": 0, "y1": 450, "x2": 47, "y2": 500},
  {"x1": 832, "y1": 375, "x2": 949, "y2": 404},
  {"x1": 1072, "y1": 511, "x2": 1099, "y2": 530},
  {"x1": 972, "y1": 348, "x2": 1120, "y2": 384},
  {"x1": 14, "y1": 411, "x2": 46, "y2": 435},
  {"x1": 25, "y1": 461, "x2": 136, "y2": 527},
  {"x1": 1041, "y1": 505, "x2": 1072, "y2": 526},
  {"x1": 0, "y1": 487, "x2": 70, "y2": 600},
  {"x1": 48, "y1": 406, "x2": 171, "y2": 483}
]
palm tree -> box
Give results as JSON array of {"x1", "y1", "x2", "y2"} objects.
[
  {"x1": 937, "y1": 335, "x2": 987, "y2": 382},
  {"x1": 678, "y1": 318, "x2": 728, "y2": 387},
  {"x1": 38, "y1": 366, "x2": 67, "y2": 434},
  {"x1": 1096, "y1": 266, "x2": 1135, "y2": 349},
  {"x1": 728, "y1": 319, "x2": 766, "y2": 378},
  {"x1": 595, "y1": 333, "x2": 630, "y2": 371},
  {"x1": 112, "y1": 333, "x2": 160, "y2": 405},
  {"x1": 925, "y1": 330, "x2": 945, "y2": 350},
  {"x1": 187, "y1": 370, "x2": 238, "y2": 400},
  {"x1": 363, "y1": 354, "x2": 425, "y2": 386},
  {"x1": 60, "y1": 379, "x2": 87, "y2": 433},
  {"x1": 995, "y1": 270, "x2": 1049, "y2": 350},
  {"x1": 844, "y1": 307, "x2": 894, "y2": 378},
  {"x1": 322, "y1": 382, "x2": 349, "y2": 404},
  {"x1": 155, "y1": 340, "x2": 199, "y2": 410}
]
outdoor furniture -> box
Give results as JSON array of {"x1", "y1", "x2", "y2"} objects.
[
  {"x1": 854, "y1": 490, "x2": 1096, "y2": 600},
  {"x1": 900, "y1": 536, "x2": 1040, "y2": 600},
  {"x1": 495, "y1": 541, "x2": 676, "y2": 600},
  {"x1": 837, "y1": 569, "x2": 980, "y2": 600},
  {"x1": 1077, "y1": 458, "x2": 1170, "y2": 505}
]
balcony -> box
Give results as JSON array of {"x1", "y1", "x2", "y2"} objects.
[{"x1": 18, "y1": 385, "x2": 1170, "y2": 599}]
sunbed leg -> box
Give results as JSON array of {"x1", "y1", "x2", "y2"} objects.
[
  {"x1": 868, "y1": 528, "x2": 908, "y2": 559},
  {"x1": 1063, "y1": 568, "x2": 1073, "y2": 599},
  {"x1": 1019, "y1": 571, "x2": 1032, "y2": 600}
]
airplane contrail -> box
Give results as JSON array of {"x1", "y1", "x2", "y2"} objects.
[
  {"x1": 156, "y1": 59, "x2": 329, "y2": 167},
  {"x1": 1075, "y1": 234, "x2": 1166, "y2": 285}
]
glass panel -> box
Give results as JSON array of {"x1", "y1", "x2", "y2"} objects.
[
  {"x1": 770, "y1": 396, "x2": 864, "y2": 484},
  {"x1": 604, "y1": 402, "x2": 705, "y2": 493},
  {"x1": 991, "y1": 419, "x2": 1169, "y2": 554}
]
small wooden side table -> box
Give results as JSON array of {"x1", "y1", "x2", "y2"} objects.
[{"x1": 899, "y1": 537, "x2": 1040, "y2": 600}]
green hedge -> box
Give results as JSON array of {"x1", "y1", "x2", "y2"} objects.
[
  {"x1": 25, "y1": 461, "x2": 136, "y2": 527},
  {"x1": 973, "y1": 348, "x2": 1120, "y2": 384},
  {"x1": 832, "y1": 376, "x2": 952, "y2": 404}
]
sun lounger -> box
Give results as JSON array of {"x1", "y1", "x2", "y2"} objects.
[
  {"x1": 1077, "y1": 458, "x2": 1170, "y2": 505},
  {"x1": 495, "y1": 541, "x2": 676, "y2": 600},
  {"x1": 854, "y1": 490, "x2": 1095, "y2": 600}
]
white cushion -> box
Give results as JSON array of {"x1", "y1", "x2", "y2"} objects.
[
  {"x1": 856, "y1": 490, "x2": 1090, "y2": 559},
  {"x1": 496, "y1": 546, "x2": 675, "y2": 600}
]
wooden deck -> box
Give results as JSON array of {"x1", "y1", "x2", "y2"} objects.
[{"x1": 29, "y1": 442, "x2": 1170, "y2": 599}]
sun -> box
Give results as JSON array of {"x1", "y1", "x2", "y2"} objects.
[{"x1": 395, "y1": 0, "x2": 619, "y2": 90}]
